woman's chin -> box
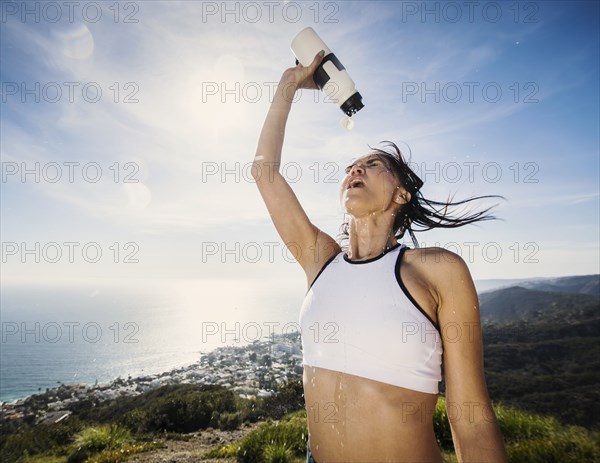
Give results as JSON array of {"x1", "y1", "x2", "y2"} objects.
[{"x1": 342, "y1": 200, "x2": 368, "y2": 217}]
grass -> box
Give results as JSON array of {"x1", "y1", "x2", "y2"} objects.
[
  {"x1": 67, "y1": 424, "x2": 132, "y2": 463},
  {"x1": 206, "y1": 412, "x2": 308, "y2": 463},
  {"x1": 77, "y1": 441, "x2": 165, "y2": 463},
  {"x1": 19, "y1": 457, "x2": 65, "y2": 463},
  {"x1": 4, "y1": 390, "x2": 599, "y2": 463},
  {"x1": 207, "y1": 400, "x2": 600, "y2": 463},
  {"x1": 14, "y1": 438, "x2": 163, "y2": 463}
]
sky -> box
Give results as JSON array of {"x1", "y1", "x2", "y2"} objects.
[{"x1": 1, "y1": 0, "x2": 599, "y2": 299}]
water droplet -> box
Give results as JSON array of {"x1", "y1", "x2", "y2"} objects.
[{"x1": 340, "y1": 116, "x2": 355, "y2": 130}]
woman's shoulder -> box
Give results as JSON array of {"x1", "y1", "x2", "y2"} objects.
[
  {"x1": 401, "y1": 245, "x2": 476, "y2": 310},
  {"x1": 402, "y1": 245, "x2": 472, "y2": 283}
]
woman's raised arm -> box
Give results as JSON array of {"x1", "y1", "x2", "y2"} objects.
[{"x1": 252, "y1": 52, "x2": 340, "y2": 285}]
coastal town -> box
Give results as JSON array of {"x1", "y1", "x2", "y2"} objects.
[{"x1": 0, "y1": 333, "x2": 304, "y2": 428}]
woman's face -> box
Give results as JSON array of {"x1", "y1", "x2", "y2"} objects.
[{"x1": 340, "y1": 153, "x2": 405, "y2": 218}]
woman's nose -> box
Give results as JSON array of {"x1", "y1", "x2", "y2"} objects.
[{"x1": 349, "y1": 163, "x2": 365, "y2": 175}]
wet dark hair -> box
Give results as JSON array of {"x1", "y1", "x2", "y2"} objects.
[{"x1": 339, "y1": 141, "x2": 503, "y2": 248}]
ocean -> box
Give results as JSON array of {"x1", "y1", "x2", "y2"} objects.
[{"x1": 0, "y1": 278, "x2": 305, "y2": 403}]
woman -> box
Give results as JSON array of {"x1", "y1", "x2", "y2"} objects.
[{"x1": 252, "y1": 51, "x2": 508, "y2": 463}]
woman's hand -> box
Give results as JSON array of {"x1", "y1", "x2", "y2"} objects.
[{"x1": 280, "y1": 50, "x2": 325, "y2": 90}]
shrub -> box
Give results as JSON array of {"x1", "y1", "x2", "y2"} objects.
[
  {"x1": 66, "y1": 424, "x2": 131, "y2": 463},
  {"x1": 71, "y1": 384, "x2": 230, "y2": 426},
  {"x1": 120, "y1": 387, "x2": 237, "y2": 434},
  {"x1": 235, "y1": 416, "x2": 307, "y2": 463},
  {"x1": 0, "y1": 417, "x2": 83, "y2": 463},
  {"x1": 263, "y1": 443, "x2": 293, "y2": 463},
  {"x1": 219, "y1": 412, "x2": 242, "y2": 431},
  {"x1": 118, "y1": 407, "x2": 147, "y2": 434},
  {"x1": 243, "y1": 381, "x2": 304, "y2": 422},
  {"x1": 142, "y1": 393, "x2": 212, "y2": 433}
]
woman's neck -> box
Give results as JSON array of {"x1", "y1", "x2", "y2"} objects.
[{"x1": 347, "y1": 215, "x2": 397, "y2": 260}]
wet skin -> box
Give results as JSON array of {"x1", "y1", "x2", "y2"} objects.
[
  {"x1": 302, "y1": 245, "x2": 445, "y2": 463},
  {"x1": 303, "y1": 365, "x2": 443, "y2": 463}
]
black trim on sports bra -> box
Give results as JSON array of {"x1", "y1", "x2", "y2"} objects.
[
  {"x1": 306, "y1": 251, "x2": 340, "y2": 291},
  {"x1": 343, "y1": 242, "x2": 403, "y2": 264},
  {"x1": 395, "y1": 246, "x2": 440, "y2": 332}
]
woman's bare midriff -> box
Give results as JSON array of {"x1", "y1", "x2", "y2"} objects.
[{"x1": 303, "y1": 365, "x2": 443, "y2": 463}]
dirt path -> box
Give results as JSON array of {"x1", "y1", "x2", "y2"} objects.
[{"x1": 127, "y1": 424, "x2": 261, "y2": 463}]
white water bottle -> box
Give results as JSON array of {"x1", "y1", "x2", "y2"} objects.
[{"x1": 291, "y1": 27, "x2": 364, "y2": 117}]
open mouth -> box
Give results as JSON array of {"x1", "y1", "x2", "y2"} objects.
[{"x1": 347, "y1": 179, "x2": 365, "y2": 189}]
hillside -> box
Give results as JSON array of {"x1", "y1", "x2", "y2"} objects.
[
  {"x1": 2, "y1": 275, "x2": 600, "y2": 462},
  {"x1": 519, "y1": 274, "x2": 600, "y2": 296},
  {"x1": 473, "y1": 284, "x2": 600, "y2": 429},
  {"x1": 478, "y1": 285, "x2": 598, "y2": 323},
  {"x1": 2, "y1": 386, "x2": 598, "y2": 463},
  {"x1": 476, "y1": 274, "x2": 599, "y2": 296}
]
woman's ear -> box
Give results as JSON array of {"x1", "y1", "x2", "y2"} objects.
[{"x1": 395, "y1": 190, "x2": 411, "y2": 205}]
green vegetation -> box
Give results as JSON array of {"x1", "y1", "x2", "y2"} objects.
[
  {"x1": 263, "y1": 443, "x2": 294, "y2": 463},
  {"x1": 0, "y1": 382, "x2": 305, "y2": 463},
  {"x1": 436, "y1": 398, "x2": 599, "y2": 462},
  {"x1": 494, "y1": 405, "x2": 600, "y2": 463},
  {"x1": 67, "y1": 424, "x2": 132, "y2": 462},
  {"x1": 119, "y1": 386, "x2": 237, "y2": 434},
  {"x1": 0, "y1": 417, "x2": 84, "y2": 463},
  {"x1": 2, "y1": 282, "x2": 599, "y2": 462},
  {"x1": 2, "y1": 380, "x2": 600, "y2": 463},
  {"x1": 207, "y1": 400, "x2": 599, "y2": 463},
  {"x1": 479, "y1": 286, "x2": 599, "y2": 324},
  {"x1": 476, "y1": 286, "x2": 600, "y2": 430},
  {"x1": 1, "y1": 421, "x2": 163, "y2": 463},
  {"x1": 236, "y1": 411, "x2": 306, "y2": 463},
  {"x1": 207, "y1": 411, "x2": 307, "y2": 463}
]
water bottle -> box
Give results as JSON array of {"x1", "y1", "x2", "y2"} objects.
[{"x1": 291, "y1": 27, "x2": 364, "y2": 118}]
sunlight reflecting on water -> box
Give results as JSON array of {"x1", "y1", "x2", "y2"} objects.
[
  {"x1": 157, "y1": 277, "x2": 304, "y2": 350},
  {"x1": 0, "y1": 277, "x2": 305, "y2": 401}
]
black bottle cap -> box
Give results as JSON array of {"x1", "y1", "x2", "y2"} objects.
[{"x1": 340, "y1": 92, "x2": 364, "y2": 116}]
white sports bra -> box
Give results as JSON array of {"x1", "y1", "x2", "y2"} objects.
[{"x1": 299, "y1": 243, "x2": 442, "y2": 394}]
